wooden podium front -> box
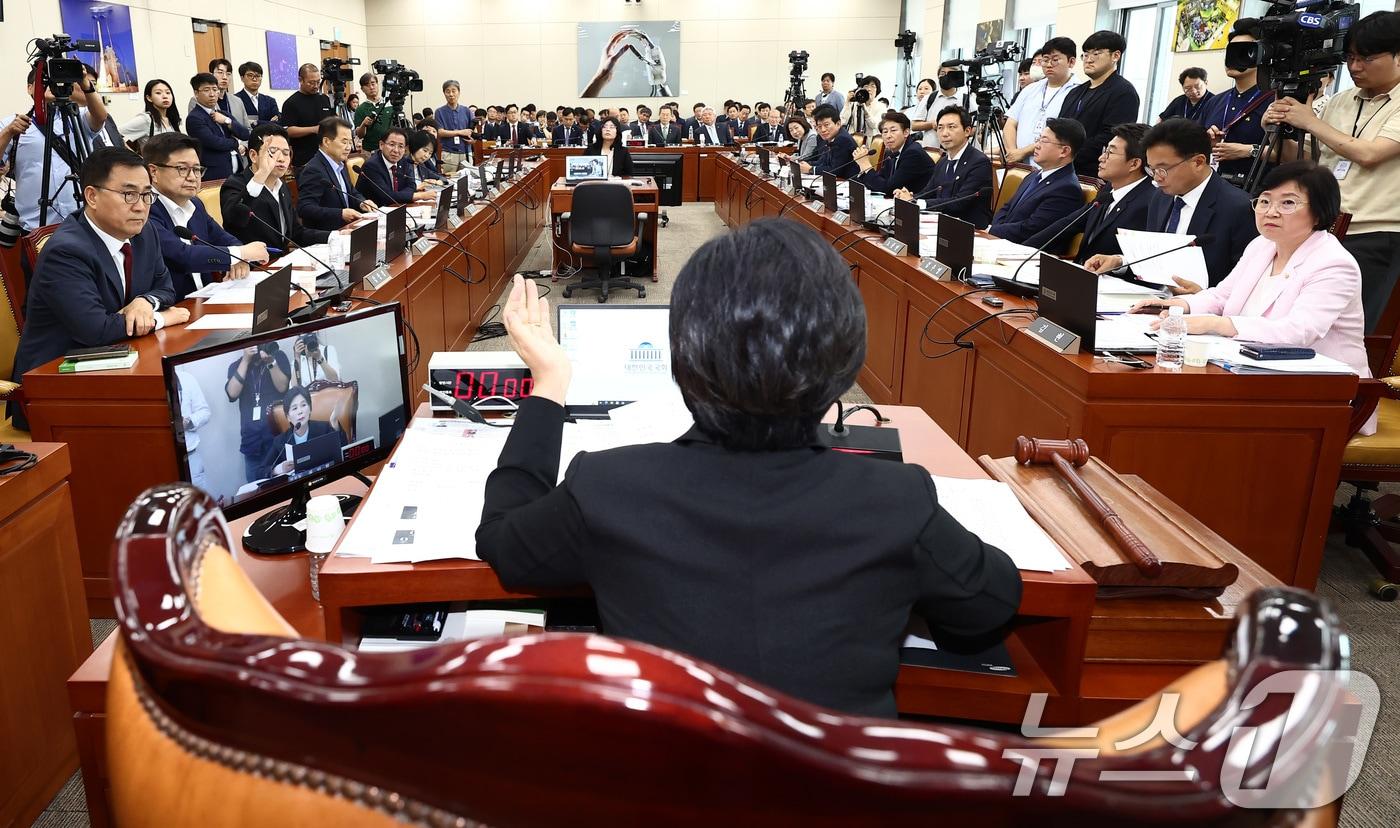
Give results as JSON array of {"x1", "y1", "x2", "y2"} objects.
[{"x1": 548, "y1": 177, "x2": 660, "y2": 281}]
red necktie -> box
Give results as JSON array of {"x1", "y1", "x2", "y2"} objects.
[
  {"x1": 390, "y1": 163, "x2": 399, "y2": 192},
  {"x1": 119, "y1": 242, "x2": 133, "y2": 299}
]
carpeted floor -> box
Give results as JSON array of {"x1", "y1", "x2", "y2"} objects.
[{"x1": 38, "y1": 205, "x2": 1393, "y2": 825}]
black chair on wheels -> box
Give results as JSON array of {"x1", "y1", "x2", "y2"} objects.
[{"x1": 563, "y1": 181, "x2": 648, "y2": 303}]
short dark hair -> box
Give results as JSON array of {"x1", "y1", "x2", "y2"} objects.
[
  {"x1": 756, "y1": 102, "x2": 770, "y2": 111},
  {"x1": 80, "y1": 147, "x2": 148, "y2": 193},
  {"x1": 283, "y1": 385, "x2": 313, "y2": 416},
  {"x1": 821, "y1": 72, "x2": 836, "y2": 82},
  {"x1": 618, "y1": 106, "x2": 629, "y2": 114},
  {"x1": 319, "y1": 116, "x2": 352, "y2": 141},
  {"x1": 860, "y1": 75, "x2": 882, "y2": 95},
  {"x1": 140, "y1": 132, "x2": 200, "y2": 166},
  {"x1": 359, "y1": 72, "x2": 376, "y2": 88},
  {"x1": 418, "y1": 117, "x2": 439, "y2": 130},
  {"x1": 1018, "y1": 59, "x2": 1034, "y2": 73},
  {"x1": 248, "y1": 123, "x2": 289, "y2": 152},
  {"x1": 1231, "y1": 17, "x2": 1263, "y2": 40},
  {"x1": 1346, "y1": 10, "x2": 1400, "y2": 57},
  {"x1": 545, "y1": 111, "x2": 558, "y2": 123},
  {"x1": 1179, "y1": 67, "x2": 1208, "y2": 84},
  {"x1": 1260, "y1": 161, "x2": 1341, "y2": 232},
  {"x1": 1082, "y1": 30, "x2": 1127, "y2": 54},
  {"x1": 238, "y1": 61, "x2": 264, "y2": 77},
  {"x1": 637, "y1": 105, "x2": 651, "y2": 117},
  {"x1": 880, "y1": 111, "x2": 911, "y2": 131},
  {"x1": 670, "y1": 218, "x2": 865, "y2": 450},
  {"x1": 937, "y1": 105, "x2": 973, "y2": 129},
  {"x1": 1142, "y1": 117, "x2": 1213, "y2": 161},
  {"x1": 1109, "y1": 123, "x2": 1149, "y2": 173},
  {"x1": 1045, "y1": 117, "x2": 1085, "y2": 156},
  {"x1": 693, "y1": 102, "x2": 705, "y2": 111},
  {"x1": 208, "y1": 58, "x2": 233, "y2": 73},
  {"x1": 812, "y1": 104, "x2": 841, "y2": 125},
  {"x1": 190, "y1": 72, "x2": 219, "y2": 91},
  {"x1": 407, "y1": 130, "x2": 435, "y2": 155},
  {"x1": 1043, "y1": 36, "x2": 1078, "y2": 60}
]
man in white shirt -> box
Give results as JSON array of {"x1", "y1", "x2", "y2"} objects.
[
  {"x1": 1004, "y1": 36, "x2": 1082, "y2": 166},
  {"x1": 176, "y1": 369, "x2": 212, "y2": 492},
  {"x1": 0, "y1": 66, "x2": 109, "y2": 231}
]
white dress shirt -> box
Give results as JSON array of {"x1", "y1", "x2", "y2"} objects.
[
  {"x1": 156, "y1": 192, "x2": 244, "y2": 289},
  {"x1": 1171, "y1": 174, "x2": 1213, "y2": 235},
  {"x1": 83, "y1": 214, "x2": 165, "y2": 329},
  {"x1": 245, "y1": 176, "x2": 286, "y2": 235}
]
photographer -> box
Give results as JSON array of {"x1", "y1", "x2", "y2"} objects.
[
  {"x1": 292, "y1": 332, "x2": 340, "y2": 385},
  {"x1": 1264, "y1": 11, "x2": 1400, "y2": 331},
  {"x1": 842, "y1": 76, "x2": 883, "y2": 142},
  {"x1": 1201, "y1": 19, "x2": 1273, "y2": 183},
  {"x1": 225, "y1": 342, "x2": 291, "y2": 484},
  {"x1": 353, "y1": 72, "x2": 400, "y2": 150},
  {"x1": 0, "y1": 64, "x2": 110, "y2": 232}
]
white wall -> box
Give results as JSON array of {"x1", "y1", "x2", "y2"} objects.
[
  {"x1": 0, "y1": 1, "x2": 369, "y2": 127},
  {"x1": 362, "y1": 0, "x2": 902, "y2": 113}
]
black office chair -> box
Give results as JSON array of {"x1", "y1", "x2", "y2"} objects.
[{"x1": 563, "y1": 181, "x2": 648, "y2": 303}]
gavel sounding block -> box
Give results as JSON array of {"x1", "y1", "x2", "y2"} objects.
[{"x1": 978, "y1": 454, "x2": 1240, "y2": 599}]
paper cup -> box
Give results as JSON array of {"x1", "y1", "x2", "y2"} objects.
[
  {"x1": 304, "y1": 494, "x2": 346, "y2": 554},
  {"x1": 1184, "y1": 336, "x2": 1211, "y2": 368}
]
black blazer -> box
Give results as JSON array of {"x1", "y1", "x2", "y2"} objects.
[
  {"x1": 1024, "y1": 177, "x2": 1162, "y2": 261},
  {"x1": 355, "y1": 150, "x2": 416, "y2": 205},
  {"x1": 751, "y1": 122, "x2": 785, "y2": 143},
  {"x1": 487, "y1": 121, "x2": 535, "y2": 146},
  {"x1": 477, "y1": 398, "x2": 1023, "y2": 718},
  {"x1": 260, "y1": 419, "x2": 344, "y2": 480},
  {"x1": 1143, "y1": 173, "x2": 1258, "y2": 286},
  {"x1": 585, "y1": 142, "x2": 634, "y2": 177},
  {"x1": 918, "y1": 143, "x2": 995, "y2": 229},
  {"x1": 1061, "y1": 72, "x2": 1141, "y2": 177},
  {"x1": 690, "y1": 120, "x2": 734, "y2": 146},
  {"x1": 648, "y1": 123, "x2": 684, "y2": 146},
  {"x1": 146, "y1": 197, "x2": 242, "y2": 300},
  {"x1": 220, "y1": 167, "x2": 331, "y2": 250},
  {"x1": 185, "y1": 106, "x2": 250, "y2": 181},
  {"x1": 988, "y1": 164, "x2": 1085, "y2": 245},
  {"x1": 1159, "y1": 91, "x2": 1214, "y2": 124},
  {"x1": 855, "y1": 140, "x2": 936, "y2": 197},
  {"x1": 296, "y1": 151, "x2": 365, "y2": 232},
  {"x1": 552, "y1": 123, "x2": 584, "y2": 146},
  {"x1": 12, "y1": 214, "x2": 178, "y2": 384}
]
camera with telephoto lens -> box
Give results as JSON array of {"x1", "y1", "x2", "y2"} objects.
[
  {"x1": 1226, "y1": 0, "x2": 1360, "y2": 99},
  {"x1": 321, "y1": 56, "x2": 360, "y2": 83},
  {"x1": 372, "y1": 59, "x2": 424, "y2": 107},
  {"x1": 788, "y1": 50, "x2": 809, "y2": 77},
  {"x1": 940, "y1": 41, "x2": 1022, "y2": 99},
  {"x1": 30, "y1": 34, "x2": 99, "y2": 94}
]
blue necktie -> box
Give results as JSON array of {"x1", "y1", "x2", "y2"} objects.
[
  {"x1": 1164, "y1": 196, "x2": 1186, "y2": 233},
  {"x1": 1011, "y1": 172, "x2": 1042, "y2": 213}
]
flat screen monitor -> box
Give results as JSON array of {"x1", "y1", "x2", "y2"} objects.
[
  {"x1": 822, "y1": 172, "x2": 838, "y2": 213},
  {"x1": 758, "y1": 147, "x2": 770, "y2": 176},
  {"x1": 893, "y1": 197, "x2": 920, "y2": 257},
  {"x1": 556, "y1": 304, "x2": 677, "y2": 413},
  {"x1": 346, "y1": 220, "x2": 377, "y2": 291},
  {"x1": 1037, "y1": 255, "x2": 1100, "y2": 350},
  {"x1": 789, "y1": 158, "x2": 803, "y2": 194},
  {"x1": 162, "y1": 302, "x2": 412, "y2": 552},
  {"x1": 565, "y1": 154, "x2": 610, "y2": 183},
  {"x1": 251, "y1": 265, "x2": 293, "y2": 334},
  {"x1": 848, "y1": 179, "x2": 867, "y2": 224},
  {"x1": 385, "y1": 206, "x2": 407, "y2": 263},
  {"x1": 456, "y1": 174, "x2": 471, "y2": 218},
  {"x1": 629, "y1": 153, "x2": 683, "y2": 206},
  {"x1": 477, "y1": 163, "x2": 490, "y2": 199},
  {"x1": 936, "y1": 215, "x2": 974, "y2": 281},
  {"x1": 436, "y1": 185, "x2": 455, "y2": 231}
]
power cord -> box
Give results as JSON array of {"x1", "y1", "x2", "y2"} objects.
[
  {"x1": 472, "y1": 304, "x2": 508, "y2": 343},
  {"x1": 350, "y1": 297, "x2": 423, "y2": 373},
  {"x1": 0, "y1": 443, "x2": 38, "y2": 476}
]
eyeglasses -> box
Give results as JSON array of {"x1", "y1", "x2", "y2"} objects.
[
  {"x1": 1043, "y1": 54, "x2": 1069, "y2": 65},
  {"x1": 1251, "y1": 196, "x2": 1310, "y2": 214},
  {"x1": 1082, "y1": 49, "x2": 1114, "y2": 59},
  {"x1": 97, "y1": 187, "x2": 157, "y2": 205},
  {"x1": 260, "y1": 146, "x2": 291, "y2": 158},
  {"x1": 1145, "y1": 157, "x2": 1193, "y2": 178},
  {"x1": 154, "y1": 163, "x2": 207, "y2": 179},
  {"x1": 1345, "y1": 52, "x2": 1395, "y2": 66},
  {"x1": 1099, "y1": 147, "x2": 1122, "y2": 158},
  {"x1": 1034, "y1": 137, "x2": 1067, "y2": 147}
]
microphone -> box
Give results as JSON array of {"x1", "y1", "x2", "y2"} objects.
[
  {"x1": 917, "y1": 187, "x2": 992, "y2": 214},
  {"x1": 174, "y1": 226, "x2": 320, "y2": 309},
  {"x1": 1007, "y1": 201, "x2": 1102, "y2": 288},
  {"x1": 1106, "y1": 235, "x2": 1215, "y2": 279},
  {"x1": 236, "y1": 208, "x2": 345, "y2": 297},
  {"x1": 420, "y1": 233, "x2": 488, "y2": 285},
  {"x1": 348, "y1": 164, "x2": 430, "y2": 239}
]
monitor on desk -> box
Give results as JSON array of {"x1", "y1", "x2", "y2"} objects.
[
  {"x1": 456, "y1": 174, "x2": 471, "y2": 219},
  {"x1": 758, "y1": 147, "x2": 771, "y2": 176},
  {"x1": 346, "y1": 220, "x2": 377, "y2": 293},
  {"x1": 251, "y1": 265, "x2": 293, "y2": 335},
  {"x1": 1037, "y1": 255, "x2": 1102, "y2": 350},
  {"x1": 384, "y1": 207, "x2": 408, "y2": 263},
  {"x1": 848, "y1": 179, "x2": 867, "y2": 224},
  {"x1": 893, "y1": 197, "x2": 920, "y2": 257},
  {"x1": 162, "y1": 303, "x2": 412, "y2": 553},
  {"x1": 565, "y1": 154, "x2": 611, "y2": 184},
  {"x1": 789, "y1": 158, "x2": 803, "y2": 195},
  {"x1": 936, "y1": 215, "x2": 974, "y2": 282},
  {"x1": 556, "y1": 304, "x2": 677, "y2": 414},
  {"x1": 436, "y1": 184, "x2": 455, "y2": 231},
  {"x1": 629, "y1": 154, "x2": 683, "y2": 207},
  {"x1": 822, "y1": 172, "x2": 838, "y2": 213}
]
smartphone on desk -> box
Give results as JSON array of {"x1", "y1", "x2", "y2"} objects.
[{"x1": 65, "y1": 344, "x2": 132, "y2": 362}]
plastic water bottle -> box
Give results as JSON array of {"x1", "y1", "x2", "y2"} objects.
[{"x1": 1156, "y1": 306, "x2": 1187, "y2": 370}]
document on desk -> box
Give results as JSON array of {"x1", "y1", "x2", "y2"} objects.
[
  {"x1": 187, "y1": 271, "x2": 271, "y2": 303},
  {"x1": 186, "y1": 313, "x2": 253, "y2": 331},
  {"x1": 275, "y1": 246, "x2": 333, "y2": 274},
  {"x1": 929, "y1": 475, "x2": 1070, "y2": 572},
  {"x1": 1114, "y1": 229, "x2": 1209, "y2": 287}
]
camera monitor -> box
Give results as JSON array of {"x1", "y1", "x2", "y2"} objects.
[{"x1": 162, "y1": 302, "x2": 412, "y2": 553}]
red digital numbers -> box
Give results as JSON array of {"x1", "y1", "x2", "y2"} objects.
[{"x1": 452, "y1": 370, "x2": 533, "y2": 400}]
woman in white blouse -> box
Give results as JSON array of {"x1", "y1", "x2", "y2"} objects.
[
  {"x1": 842, "y1": 75, "x2": 884, "y2": 142},
  {"x1": 119, "y1": 79, "x2": 181, "y2": 143}
]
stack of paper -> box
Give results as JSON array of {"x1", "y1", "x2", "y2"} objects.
[
  {"x1": 357, "y1": 608, "x2": 545, "y2": 652},
  {"x1": 188, "y1": 271, "x2": 270, "y2": 304},
  {"x1": 1115, "y1": 229, "x2": 1209, "y2": 287},
  {"x1": 929, "y1": 475, "x2": 1071, "y2": 572},
  {"x1": 1214, "y1": 348, "x2": 1358, "y2": 374},
  {"x1": 275, "y1": 246, "x2": 333, "y2": 274}
]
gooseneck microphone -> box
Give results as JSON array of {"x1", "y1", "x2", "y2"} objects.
[
  {"x1": 916, "y1": 187, "x2": 992, "y2": 214},
  {"x1": 1008, "y1": 201, "x2": 1102, "y2": 287},
  {"x1": 175, "y1": 226, "x2": 324, "y2": 314}
]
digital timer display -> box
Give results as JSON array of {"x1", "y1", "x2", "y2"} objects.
[{"x1": 452, "y1": 369, "x2": 534, "y2": 401}]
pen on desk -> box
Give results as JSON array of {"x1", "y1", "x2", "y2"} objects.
[{"x1": 267, "y1": 248, "x2": 284, "y2": 255}]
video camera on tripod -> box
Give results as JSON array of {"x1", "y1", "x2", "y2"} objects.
[
  {"x1": 24, "y1": 35, "x2": 103, "y2": 227},
  {"x1": 321, "y1": 56, "x2": 360, "y2": 110},
  {"x1": 30, "y1": 34, "x2": 99, "y2": 97},
  {"x1": 785, "y1": 51, "x2": 810, "y2": 116},
  {"x1": 371, "y1": 59, "x2": 424, "y2": 110},
  {"x1": 940, "y1": 41, "x2": 1022, "y2": 162}
]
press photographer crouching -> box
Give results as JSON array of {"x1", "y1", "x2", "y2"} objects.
[{"x1": 1264, "y1": 10, "x2": 1400, "y2": 332}]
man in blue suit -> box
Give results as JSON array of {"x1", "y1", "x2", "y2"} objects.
[
  {"x1": 142, "y1": 133, "x2": 271, "y2": 299},
  {"x1": 10, "y1": 148, "x2": 188, "y2": 425},
  {"x1": 1085, "y1": 117, "x2": 1257, "y2": 288},
  {"x1": 801, "y1": 105, "x2": 859, "y2": 177},
  {"x1": 690, "y1": 107, "x2": 734, "y2": 146},
  {"x1": 297, "y1": 117, "x2": 377, "y2": 232},
  {"x1": 894, "y1": 105, "x2": 995, "y2": 228},
  {"x1": 988, "y1": 117, "x2": 1088, "y2": 244},
  {"x1": 356, "y1": 127, "x2": 438, "y2": 206},
  {"x1": 552, "y1": 110, "x2": 584, "y2": 147},
  {"x1": 235, "y1": 61, "x2": 281, "y2": 128},
  {"x1": 853, "y1": 112, "x2": 935, "y2": 196},
  {"x1": 186, "y1": 72, "x2": 250, "y2": 181}
]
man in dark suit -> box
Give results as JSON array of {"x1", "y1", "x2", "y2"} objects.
[
  {"x1": 854, "y1": 112, "x2": 935, "y2": 196},
  {"x1": 11, "y1": 148, "x2": 187, "y2": 423},
  {"x1": 690, "y1": 107, "x2": 734, "y2": 146},
  {"x1": 801, "y1": 105, "x2": 859, "y2": 177},
  {"x1": 221, "y1": 124, "x2": 332, "y2": 252},
  {"x1": 552, "y1": 109, "x2": 584, "y2": 147},
  {"x1": 648, "y1": 106, "x2": 684, "y2": 146},
  {"x1": 187, "y1": 72, "x2": 250, "y2": 181},
  {"x1": 297, "y1": 117, "x2": 377, "y2": 232},
  {"x1": 682, "y1": 102, "x2": 705, "y2": 135},
  {"x1": 235, "y1": 62, "x2": 281, "y2": 128},
  {"x1": 893, "y1": 105, "x2": 995, "y2": 228},
  {"x1": 1086, "y1": 117, "x2": 1257, "y2": 288},
  {"x1": 141, "y1": 133, "x2": 271, "y2": 299},
  {"x1": 1025, "y1": 123, "x2": 1160, "y2": 260},
  {"x1": 751, "y1": 108, "x2": 786, "y2": 143},
  {"x1": 988, "y1": 118, "x2": 1088, "y2": 244},
  {"x1": 1061, "y1": 31, "x2": 1141, "y2": 177},
  {"x1": 356, "y1": 128, "x2": 437, "y2": 206},
  {"x1": 626, "y1": 106, "x2": 652, "y2": 142}
]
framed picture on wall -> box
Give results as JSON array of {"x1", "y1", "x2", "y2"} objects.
[
  {"x1": 1173, "y1": 0, "x2": 1243, "y2": 52},
  {"x1": 577, "y1": 21, "x2": 680, "y2": 98},
  {"x1": 265, "y1": 31, "x2": 298, "y2": 90},
  {"x1": 57, "y1": 0, "x2": 139, "y2": 93}
]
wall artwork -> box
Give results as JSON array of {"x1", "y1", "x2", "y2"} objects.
[
  {"x1": 577, "y1": 21, "x2": 680, "y2": 98},
  {"x1": 57, "y1": 0, "x2": 139, "y2": 93},
  {"x1": 265, "y1": 31, "x2": 299, "y2": 90},
  {"x1": 1173, "y1": 0, "x2": 1243, "y2": 52}
]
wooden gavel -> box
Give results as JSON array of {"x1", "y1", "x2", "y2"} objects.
[{"x1": 1014, "y1": 436, "x2": 1162, "y2": 578}]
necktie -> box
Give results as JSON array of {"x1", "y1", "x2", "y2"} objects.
[
  {"x1": 1164, "y1": 196, "x2": 1186, "y2": 233},
  {"x1": 336, "y1": 164, "x2": 350, "y2": 207},
  {"x1": 390, "y1": 161, "x2": 399, "y2": 192},
  {"x1": 511, "y1": 124, "x2": 517, "y2": 145},
  {"x1": 1011, "y1": 173, "x2": 1042, "y2": 212},
  {"x1": 119, "y1": 242, "x2": 133, "y2": 300}
]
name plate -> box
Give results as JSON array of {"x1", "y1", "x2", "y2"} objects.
[
  {"x1": 880, "y1": 237, "x2": 908, "y2": 256},
  {"x1": 486, "y1": 186, "x2": 500, "y2": 198},
  {"x1": 1025, "y1": 317, "x2": 1082, "y2": 354},
  {"x1": 465, "y1": 203, "x2": 481, "y2": 216},
  {"x1": 831, "y1": 211, "x2": 850, "y2": 226},
  {"x1": 363, "y1": 265, "x2": 393, "y2": 290},
  {"x1": 447, "y1": 213, "x2": 462, "y2": 229},
  {"x1": 413, "y1": 237, "x2": 437, "y2": 256},
  {"x1": 919, "y1": 256, "x2": 951, "y2": 280}
]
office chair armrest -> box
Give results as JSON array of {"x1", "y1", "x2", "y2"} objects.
[
  {"x1": 0, "y1": 379, "x2": 19, "y2": 400},
  {"x1": 1349, "y1": 377, "x2": 1400, "y2": 438},
  {"x1": 560, "y1": 211, "x2": 571, "y2": 222}
]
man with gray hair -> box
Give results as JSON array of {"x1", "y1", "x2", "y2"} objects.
[{"x1": 434, "y1": 80, "x2": 474, "y2": 174}]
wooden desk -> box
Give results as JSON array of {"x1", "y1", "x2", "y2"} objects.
[
  {"x1": 0, "y1": 444, "x2": 89, "y2": 827},
  {"x1": 715, "y1": 155, "x2": 1355, "y2": 589},
  {"x1": 23, "y1": 163, "x2": 550, "y2": 615},
  {"x1": 480, "y1": 143, "x2": 725, "y2": 203},
  {"x1": 548, "y1": 176, "x2": 660, "y2": 280}
]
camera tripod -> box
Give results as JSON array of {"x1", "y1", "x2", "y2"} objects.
[
  {"x1": 31, "y1": 93, "x2": 93, "y2": 228},
  {"x1": 1241, "y1": 78, "x2": 1319, "y2": 195},
  {"x1": 784, "y1": 74, "x2": 807, "y2": 117},
  {"x1": 970, "y1": 88, "x2": 1011, "y2": 166}
]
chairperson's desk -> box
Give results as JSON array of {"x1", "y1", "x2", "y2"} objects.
[
  {"x1": 548, "y1": 176, "x2": 660, "y2": 277},
  {"x1": 22, "y1": 162, "x2": 552, "y2": 615},
  {"x1": 479, "y1": 141, "x2": 744, "y2": 202},
  {"x1": 715, "y1": 154, "x2": 1355, "y2": 590}
]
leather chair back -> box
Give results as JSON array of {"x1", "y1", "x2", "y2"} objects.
[
  {"x1": 1330, "y1": 211, "x2": 1352, "y2": 242},
  {"x1": 108, "y1": 483, "x2": 1348, "y2": 828},
  {"x1": 266, "y1": 380, "x2": 358, "y2": 441},
  {"x1": 14, "y1": 223, "x2": 61, "y2": 326},
  {"x1": 198, "y1": 180, "x2": 225, "y2": 226},
  {"x1": 993, "y1": 164, "x2": 1032, "y2": 215},
  {"x1": 346, "y1": 156, "x2": 366, "y2": 188},
  {"x1": 1062, "y1": 177, "x2": 1103, "y2": 261},
  {"x1": 569, "y1": 182, "x2": 637, "y2": 250}
]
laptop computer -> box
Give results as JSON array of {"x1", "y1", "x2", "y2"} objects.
[
  {"x1": 556, "y1": 304, "x2": 676, "y2": 417},
  {"x1": 564, "y1": 155, "x2": 611, "y2": 184}
]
